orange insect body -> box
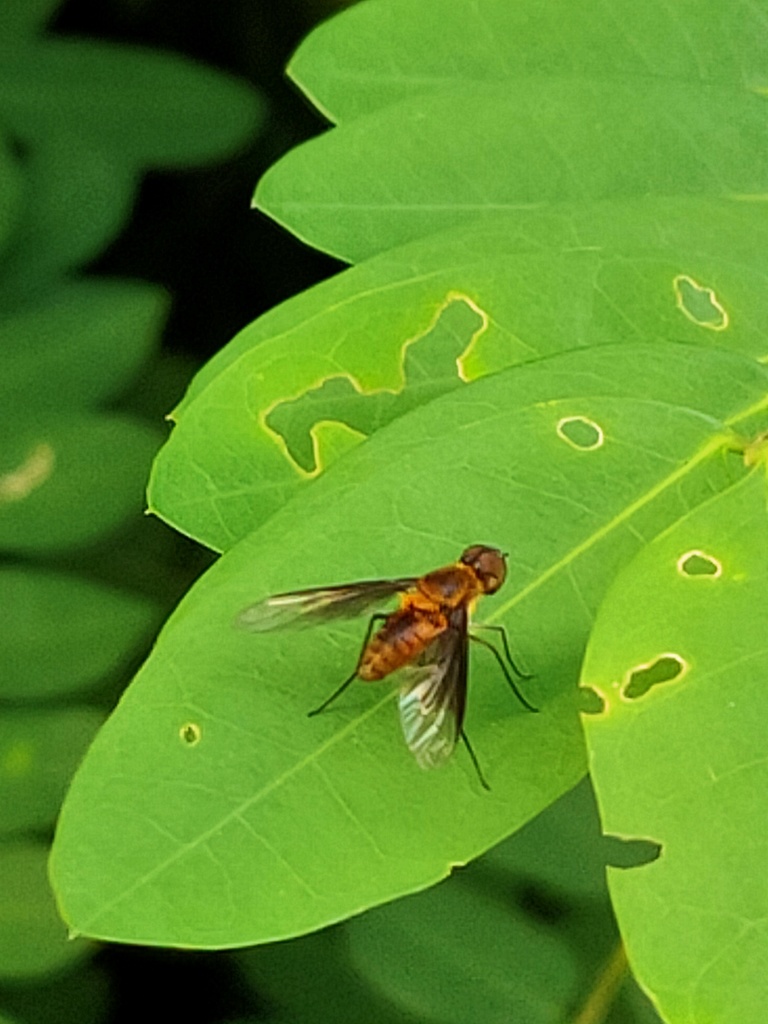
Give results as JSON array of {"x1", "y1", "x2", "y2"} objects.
[{"x1": 359, "y1": 563, "x2": 482, "y2": 681}]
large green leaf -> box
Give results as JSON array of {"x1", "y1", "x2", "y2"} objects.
[
  {"x1": 581, "y1": 471, "x2": 768, "y2": 1024},
  {"x1": 290, "y1": 0, "x2": 766, "y2": 122},
  {"x1": 50, "y1": 345, "x2": 765, "y2": 948},
  {"x1": 256, "y1": 77, "x2": 768, "y2": 262},
  {"x1": 150, "y1": 208, "x2": 768, "y2": 552}
]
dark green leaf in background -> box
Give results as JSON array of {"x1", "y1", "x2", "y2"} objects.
[
  {"x1": 0, "y1": 281, "x2": 167, "y2": 410},
  {"x1": 0, "y1": 414, "x2": 161, "y2": 554},
  {"x1": 0, "y1": 841, "x2": 91, "y2": 980},
  {"x1": 0, "y1": 568, "x2": 159, "y2": 700},
  {"x1": 0, "y1": 134, "x2": 24, "y2": 259},
  {"x1": 0, "y1": 140, "x2": 140, "y2": 303},
  {"x1": 0, "y1": 708, "x2": 104, "y2": 834},
  {"x1": 0, "y1": 41, "x2": 263, "y2": 168}
]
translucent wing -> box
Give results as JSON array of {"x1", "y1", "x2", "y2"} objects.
[
  {"x1": 398, "y1": 607, "x2": 468, "y2": 770},
  {"x1": 236, "y1": 578, "x2": 416, "y2": 633}
]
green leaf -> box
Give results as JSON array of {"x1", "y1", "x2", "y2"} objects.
[
  {"x1": 581, "y1": 471, "x2": 768, "y2": 1024},
  {"x1": 0, "y1": 708, "x2": 104, "y2": 834},
  {"x1": 256, "y1": 78, "x2": 768, "y2": 262},
  {"x1": 0, "y1": 40, "x2": 263, "y2": 167},
  {"x1": 151, "y1": 339, "x2": 768, "y2": 554},
  {"x1": 0, "y1": 280, "x2": 167, "y2": 410},
  {"x1": 0, "y1": 568, "x2": 159, "y2": 700},
  {"x1": 290, "y1": 0, "x2": 765, "y2": 122},
  {"x1": 0, "y1": 414, "x2": 161, "y2": 554},
  {"x1": 0, "y1": 840, "x2": 91, "y2": 979},
  {"x1": 0, "y1": 139, "x2": 138, "y2": 299},
  {"x1": 51, "y1": 346, "x2": 762, "y2": 948}
]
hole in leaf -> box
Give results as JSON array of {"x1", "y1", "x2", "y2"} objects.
[
  {"x1": 264, "y1": 296, "x2": 482, "y2": 473},
  {"x1": 602, "y1": 835, "x2": 661, "y2": 869},
  {"x1": 623, "y1": 655, "x2": 685, "y2": 700},
  {"x1": 179, "y1": 722, "x2": 201, "y2": 746},
  {"x1": 556, "y1": 416, "x2": 603, "y2": 451},
  {"x1": 677, "y1": 550, "x2": 721, "y2": 577},
  {"x1": 578, "y1": 686, "x2": 605, "y2": 714},
  {"x1": 673, "y1": 274, "x2": 728, "y2": 330}
]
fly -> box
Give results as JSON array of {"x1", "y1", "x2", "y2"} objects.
[{"x1": 236, "y1": 544, "x2": 536, "y2": 789}]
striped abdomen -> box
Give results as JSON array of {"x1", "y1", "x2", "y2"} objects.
[{"x1": 358, "y1": 607, "x2": 446, "y2": 681}]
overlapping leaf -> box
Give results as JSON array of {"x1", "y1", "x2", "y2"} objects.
[
  {"x1": 581, "y1": 472, "x2": 768, "y2": 1024},
  {"x1": 151, "y1": 205, "x2": 768, "y2": 552}
]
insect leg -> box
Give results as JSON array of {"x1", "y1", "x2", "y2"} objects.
[
  {"x1": 307, "y1": 613, "x2": 389, "y2": 717},
  {"x1": 471, "y1": 623, "x2": 533, "y2": 678},
  {"x1": 460, "y1": 729, "x2": 490, "y2": 791},
  {"x1": 469, "y1": 632, "x2": 538, "y2": 712}
]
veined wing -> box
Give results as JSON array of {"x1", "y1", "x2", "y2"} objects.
[
  {"x1": 398, "y1": 607, "x2": 468, "y2": 770},
  {"x1": 236, "y1": 577, "x2": 416, "y2": 633}
]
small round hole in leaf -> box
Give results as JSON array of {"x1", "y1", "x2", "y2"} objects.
[
  {"x1": 556, "y1": 416, "x2": 603, "y2": 451},
  {"x1": 179, "y1": 722, "x2": 201, "y2": 746}
]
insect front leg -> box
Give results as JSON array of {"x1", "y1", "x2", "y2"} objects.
[
  {"x1": 469, "y1": 628, "x2": 538, "y2": 713},
  {"x1": 307, "y1": 613, "x2": 389, "y2": 717},
  {"x1": 470, "y1": 623, "x2": 533, "y2": 678}
]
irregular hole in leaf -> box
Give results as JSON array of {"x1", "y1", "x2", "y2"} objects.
[
  {"x1": 623, "y1": 654, "x2": 686, "y2": 700},
  {"x1": 556, "y1": 416, "x2": 603, "y2": 451},
  {"x1": 673, "y1": 274, "x2": 728, "y2": 330},
  {"x1": 0, "y1": 442, "x2": 55, "y2": 503},
  {"x1": 179, "y1": 722, "x2": 201, "y2": 746},
  {"x1": 263, "y1": 295, "x2": 483, "y2": 474},
  {"x1": 677, "y1": 549, "x2": 721, "y2": 578},
  {"x1": 602, "y1": 834, "x2": 662, "y2": 869},
  {"x1": 578, "y1": 686, "x2": 606, "y2": 714}
]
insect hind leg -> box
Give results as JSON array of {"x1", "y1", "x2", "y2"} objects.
[
  {"x1": 469, "y1": 629, "x2": 538, "y2": 712},
  {"x1": 308, "y1": 613, "x2": 388, "y2": 717},
  {"x1": 460, "y1": 729, "x2": 490, "y2": 791}
]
